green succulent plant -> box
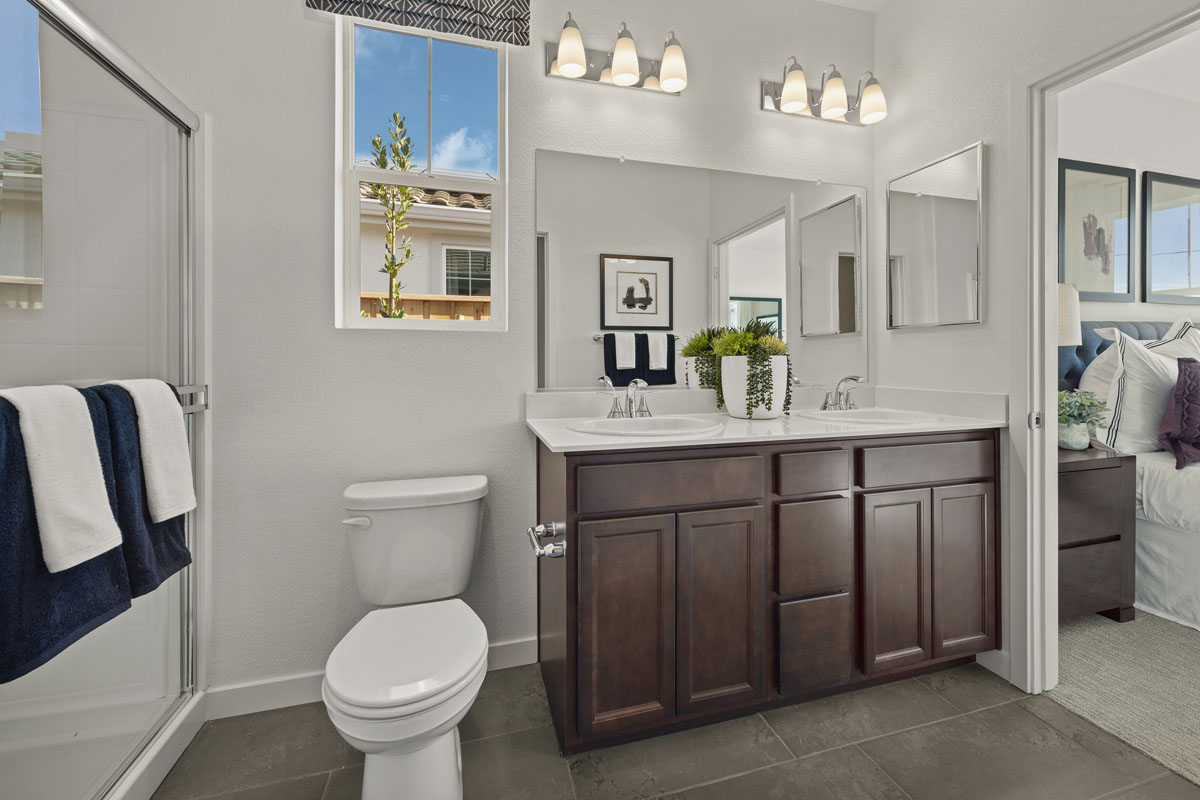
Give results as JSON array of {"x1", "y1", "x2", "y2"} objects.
[{"x1": 1058, "y1": 390, "x2": 1107, "y2": 426}]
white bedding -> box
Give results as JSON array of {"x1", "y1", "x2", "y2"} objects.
[
  {"x1": 1133, "y1": 452, "x2": 1200, "y2": 630},
  {"x1": 1135, "y1": 451, "x2": 1200, "y2": 532}
]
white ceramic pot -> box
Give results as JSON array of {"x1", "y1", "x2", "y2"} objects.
[
  {"x1": 721, "y1": 355, "x2": 788, "y2": 419},
  {"x1": 1058, "y1": 422, "x2": 1090, "y2": 450}
]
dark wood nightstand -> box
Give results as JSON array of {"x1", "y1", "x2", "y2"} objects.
[{"x1": 1058, "y1": 445, "x2": 1136, "y2": 622}]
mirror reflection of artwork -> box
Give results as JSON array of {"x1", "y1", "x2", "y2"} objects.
[
  {"x1": 1058, "y1": 159, "x2": 1134, "y2": 301},
  {"x1": 600, "y1": 254, "x2": 673, "y2": 330}
]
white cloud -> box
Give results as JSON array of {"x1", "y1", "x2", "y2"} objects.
[{"x1": 432, "y1": 127, "x2": 494, "y2": 175}]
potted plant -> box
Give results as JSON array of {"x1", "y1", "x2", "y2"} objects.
[
  {"x1": 681, "y1": 326, "x2": 727, "y2": 392},
  {"x1": 715, "y1": 322, "x2": 792, "y2": 419},
  {"x1": 1057, "y1": 389, "x2": 1106, "y2": 450}
]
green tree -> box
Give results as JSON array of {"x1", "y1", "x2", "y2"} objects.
[{"x1": 365, "y1": 113, "x2": 417, "y2": 318}]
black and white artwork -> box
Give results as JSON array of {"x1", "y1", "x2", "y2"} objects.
[{"x1": 600, "y1": 254, "x2": 673, "y2": 330}]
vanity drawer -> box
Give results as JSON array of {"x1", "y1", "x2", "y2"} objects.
[
  {"x1": 778, "y1": 592, "x2": 853, "y2": 694},
  {"x1": 1059, "y1": 540, "x2": 1121, "y2": 620},
  {"x1": 576, "y1": 456, "x2": 764, "y2": 515},
  {"x1": 777, "y1": 498, "x2": 852, "y2": 597},
  {"x1": 858, "y1": 439, "x2": 994, "y2": 489},
  {"x1": 776, "y1": 450, "x2": 850, "y2": 496},
  {"x1": 1059, "y1": 467, "x2": 1127, "y2": 547}
]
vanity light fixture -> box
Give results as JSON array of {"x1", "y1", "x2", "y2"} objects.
[
  {"x1": 611, "y1": 23, "x2": 640, "y2": 86},
  {"x1": 599, "y1": 55, "x2": 614, "y2": 84},
  {"x1": 643, "y1": 62, "x2": 662, "y2": 91},
  {"x1": 659, "y1": 32, "x2": 688, "y2": 92},
  {"x1": 556, "y1": 13, "x2": 587, "y2": 78},
  {"x1": 549, "y1": 58, "x2": 561, "y2": 77},
  {"x1": 761, "y1": 60, "x2": 887, "y2": 125}
]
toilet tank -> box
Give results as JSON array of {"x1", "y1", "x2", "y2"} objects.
[{"x1": 341, "y1": 476, "x2": 487, "y2": 606}]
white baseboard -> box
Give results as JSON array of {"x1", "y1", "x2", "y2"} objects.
[{"x1": 206, "y1": 638, "x2": 538, "y2": 720}]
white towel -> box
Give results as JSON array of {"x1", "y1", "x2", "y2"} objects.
[
  {"x1": 615, "y1": 333, "x2": 637, "y2": 369},
  {"x1": 0, "y1": 385, "x2": 122, "y2": 573},
  {"x1": 648, "y1": 334, "x2": 669, "y2": 371},
  {"x1": 109, "y1": 380, "x2": 196, "y2": 523}
]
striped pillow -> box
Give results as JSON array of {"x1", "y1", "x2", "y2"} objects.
[
  {"x1": 1101, "y1": 325, "x2": 1200, "y2": 453},
  {"x1": 1079, "y1": 320, "x2": 1192, "y2": 403}
]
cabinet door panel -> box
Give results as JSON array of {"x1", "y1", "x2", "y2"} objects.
[
  {"x1": 577, "y1": 515, "x2": 676, "y2": 737},
  {"x1": 778, "y1": 497, "x2": 853, "y2": 598},
  {"x1": 779, "y1": 593, "x2": 853, "y2": 694},
  {"x1": 861, "y1": 489, "x2": 932, "y2": 674},
  {"x1": 933, "y1": 483, "x2": 996, "y2": 657},
  {"x1": 676, "y1": 506, "x2": 766, "y2": 716}
]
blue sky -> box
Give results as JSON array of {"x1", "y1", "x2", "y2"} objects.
[
  {"x1": 354, "y1": 27, "x2": 497, "y2": 178},
  {"x1": 1151, "y1": 202, "x2": 1200, "y2": 289},
  {"x1": 0, "y1": 0, "x2": 42, "y2": 137}
]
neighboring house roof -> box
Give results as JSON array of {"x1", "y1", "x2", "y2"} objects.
[{"x1": 359, "y1": 184, "x2": 491, "y2": 211}]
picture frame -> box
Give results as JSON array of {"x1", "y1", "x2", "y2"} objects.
[
  {"x1": 1142, "y1": 171, "x2": 1200, "y2": 305},
  {"x1": 1058, "y1": 158, "x2": 1135, "y2": 302},
  {"x1": 599, "y1": 254, "x2": 674, "y2": 331}
]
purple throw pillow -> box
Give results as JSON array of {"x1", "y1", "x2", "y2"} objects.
[{"x1": 1159, "y1": 357, "x2": 1200, "y2": 469}]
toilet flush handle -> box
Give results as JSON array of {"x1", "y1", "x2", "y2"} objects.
[{"x1": 341, "y1": 517, "x2": 371, "y2": 529}]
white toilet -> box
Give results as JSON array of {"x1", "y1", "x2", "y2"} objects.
[{"x1": 322, "y1": 475, "x2": 489, "y2": 800}]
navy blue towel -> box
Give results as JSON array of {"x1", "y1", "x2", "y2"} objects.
[
  {"x1": 92, "y1": 385, "x2": 191, "y2": 598},
  {"x1": 0, "y1": 392, "x2": 132, "y2": 684},
  {"x1": 603, "y1": 333, "x2": 677, "y2": 386}
]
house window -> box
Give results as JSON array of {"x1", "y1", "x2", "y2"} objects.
[{"x1": 336, "y1": 18, "x2": 506, "y2": 329}]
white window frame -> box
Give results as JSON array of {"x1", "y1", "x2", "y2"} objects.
[
  {"x1": 334, "y1": 16, "x2": 507, "y2": 331},
  {"x1": 439, "y1": 240, "x2": 492, "y2": 297}
]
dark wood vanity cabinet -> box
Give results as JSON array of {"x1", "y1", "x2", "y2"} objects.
[{"x1": 537, "y1": 430, "x2": 1000, "y2": 753}]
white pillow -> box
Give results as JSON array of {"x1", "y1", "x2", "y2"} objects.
[
  {"x1": 1100, "y1": 331, "x2": 1199, "y2": 453},
  {"x1": 1078, "y1": 319, "x2": 1192, "y2": 403}
]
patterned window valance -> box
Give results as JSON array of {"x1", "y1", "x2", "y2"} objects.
[{"x1": 306, "y1": 0, "x2": 529, "y2": 46}]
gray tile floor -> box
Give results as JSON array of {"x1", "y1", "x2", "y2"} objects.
[{"x1": 151, "y1": 663, "x2": 1200, "y2": 800}]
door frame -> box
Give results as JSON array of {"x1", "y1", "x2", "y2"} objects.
[
  {"x1": 1016, "y1": 2, "x2": 1200, "y2": 694},
  {"x1": 711, "y1": 207, "x2": 788, "y2": 328}
]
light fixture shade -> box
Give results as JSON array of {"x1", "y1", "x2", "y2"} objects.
[
  {"x1": 1058, "y1": 284, "x2": 1082, "y2": 347},
  {"x1": 612, "y1": 24, "x2": 640, "y2": 86},
  {"x1": 780, "y1": 60, "x2": 808, "y2": 114},
  {"x1": 859, "y1": 77, "x2": 887, "y2": 124},
  {"x1": 557, "y1": 14, "x2": 587, "y2": 79},
  {"x1": 643, "y1": 72, "x2": 661, "y2": 91},
  {"x1": 599, "y1": 66, "x2": 613, "y2": 83},
  {"x1": 659, "y1": 33, "x2": 687, "y2": 92},
  {"x1": 821, "y1": 70, "x2": 848, "y2": 119},
  {"x1": 549, "y1": 58, "x2": 561, "y2": 76}
]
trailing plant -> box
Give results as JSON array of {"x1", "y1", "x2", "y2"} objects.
[
  {"x1": 363, "y1": 112, "x2": 417, "y2": 318},
  {"x1": 1058, "y1": 389, "x2": 1106, "y2": 426},
  {"x1": 713, "y1": 324, "x2": 792, "y2": 417},
  {"x1": 683, "y1": 326, "x2": 729, "y2": 406}
]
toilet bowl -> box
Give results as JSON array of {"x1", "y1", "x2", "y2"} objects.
[{"x1": 322, "y1": 476, "x2": 489, "y2": 800}]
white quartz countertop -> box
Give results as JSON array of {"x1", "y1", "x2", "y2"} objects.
[{"x1": 527, "y1": 411, "x2": 1007, "y2": 454}]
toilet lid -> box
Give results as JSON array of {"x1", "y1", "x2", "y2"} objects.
[{"x1": 324, "y1": 600, "x2": 488, "y2": 710}]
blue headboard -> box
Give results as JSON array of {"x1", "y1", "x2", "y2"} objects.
[{"x1": 1058, "y1": 320, "x2": 1174, "y2": 391}]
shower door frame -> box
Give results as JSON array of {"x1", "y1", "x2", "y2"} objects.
[{"x1": 23, "y1": 2, "x2": 212, "y2": 798}]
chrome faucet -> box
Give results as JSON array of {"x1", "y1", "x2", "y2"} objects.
[
  {"x1": 597, "y1": 376, "x2": 625, "y2": 418},
  {"x1": 626, "y1": 379, "x2": 651, "y2": 418},
  {"x1": 822, "y1": 375, "x2": 865, "y2": 411}
]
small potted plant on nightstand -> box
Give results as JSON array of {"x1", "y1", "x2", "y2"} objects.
[{"x1": 1057, "y1": 389, "x2": 1107, "y2": 450}]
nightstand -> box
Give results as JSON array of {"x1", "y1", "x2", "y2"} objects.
[{"x1": 1058, "y1": 445, "x2": 1136, "y2": 622}]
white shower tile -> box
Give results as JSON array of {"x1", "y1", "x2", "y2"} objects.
[{"x1": 76, "y1": 288, "x2": 149, "y2": 346}]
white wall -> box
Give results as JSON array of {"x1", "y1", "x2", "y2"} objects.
[{"x1": 1059, "y1": 78, "x2": 1200, "y2": 322}]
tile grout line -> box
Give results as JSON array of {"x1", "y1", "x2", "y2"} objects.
[
  {"x1": 185, "y1": 766, "x2": 351, "y2": 800},
  {"x1": 460, "y1": 721, "x2": 554, "y2": 746},
  {"x1": 565, "y1": 756, "x2": 579, "y2": 800},
  {"x1": 756, "y1": 712, "x2": 799, "y2": 761},
  {"x1": 1089, "y1": 773, "x2": 1177, "y2": 800},
  {"x1": 318, "y1": 769, "x2": 334, "y2": 800},
  {"x1": 853, "y1": 743, "x2": 918, "y2": 800},
  {"x1": 1034, "y1": 695, "x2": 1176, "y2": 782}
]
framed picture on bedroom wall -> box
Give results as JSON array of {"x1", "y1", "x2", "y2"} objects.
[
  {"x1": 1059, "y1": 159, "x2": 1135, "y2": 302},
  {"x1": 1142, "y1": 171, "x2": 1200, "y2": 305},
  {"x1": 599, "y1": 254, "x2": 674, "y2": 331}
]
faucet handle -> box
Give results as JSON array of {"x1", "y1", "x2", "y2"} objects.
[{"x1": 597, "y1": 376, "x2": 615, "y2": 391}]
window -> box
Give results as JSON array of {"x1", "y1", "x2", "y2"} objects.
[{"x1": 336, "y1": 18, "x2": 506, "y2": 329}]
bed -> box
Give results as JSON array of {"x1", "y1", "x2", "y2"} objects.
[{"x1": 1059, "y1": 320, "x2": 1200, "y2": 631}]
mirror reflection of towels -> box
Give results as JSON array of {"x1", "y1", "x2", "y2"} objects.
[
  {"x1": 648, "y1": 334, "x2": 668, "y2": 370},
  {"x1": 615, "y1": 333, "x2": 636, "y2": 369}
]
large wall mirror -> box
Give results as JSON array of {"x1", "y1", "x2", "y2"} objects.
[
  {"x1": 535, "y1": 150, "x2": 866, "y2": 389},
  {"x1": 1143, "y1": 171, "x2": 1200, "y2": 304},
  {"x1": 887, "y1": 143, "x2": 983, "y2": 328}
]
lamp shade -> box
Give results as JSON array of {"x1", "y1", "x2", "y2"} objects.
[
  {"x1": 780, "y1": 59, "x2": 808, "y2": 114},
  {"x1": 599, "y1": 66, "x2": 613, "y2": 83},
  {"x1": 556, "y1": 14, "x2": 586, "y2": 78},
  {"x1": 612, "y1": 24, "x2": 640, "y2": 86},
  {"x1": 659, "y1": 33, "x2": 687, "y2": 92},
  {"x1": 643, "y1": 72, "x2": 661, "y2": 91},
  {"x1": 821, "y1": 69, "x2": 848, "y2": 119},
  {"x1": 1058, "y1": 284, "x2": 1082, "y2": 347},
  {"x1": 858, "y1": 77, "x2": 887, "y2": 124},
  {"x1": 548, "y1": 58, "x2": 561, "y2": 77}
]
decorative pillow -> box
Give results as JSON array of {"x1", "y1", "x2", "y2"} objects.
[
  {"x1": 1079, "y1": 319, "x2": 1193, "y2": 402},
  {"x1": 1159, "y1": 358, "x2": 1200, "y2": 470},
  {"x1": 1102, "y1": 332, "x2": 1190, "y2": 453}
]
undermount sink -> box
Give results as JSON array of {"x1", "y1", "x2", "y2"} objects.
[
  {"x1": 790, "y1": 407, "x2": 944, "y2": 425},
  {"x1": 567, "y1": 416, "x2": 725, "y2": 437}
]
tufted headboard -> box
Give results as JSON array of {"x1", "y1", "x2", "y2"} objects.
[{"x1": 1058, "y1": 321, "x2": 1175, "y2": 391}]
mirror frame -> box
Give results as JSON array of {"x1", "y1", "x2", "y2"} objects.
[
  {"x1": 797, "y1": 194, "x2": 862, "y2": 337},
  {"x1": 1141, "y1": 170, "x2": 1200, "y2": 305},
  {"x1": 886, "y1": 141, "x2": 984, "y2": 330}
]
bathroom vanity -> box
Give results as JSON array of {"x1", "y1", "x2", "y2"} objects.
[{"x1": 530, "y1": 420, "x2": 1001, "y2": 753}]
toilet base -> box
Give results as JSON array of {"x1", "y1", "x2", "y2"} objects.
[{"x1": 361, "y1": 726, "x2": 463, "y2": 800}]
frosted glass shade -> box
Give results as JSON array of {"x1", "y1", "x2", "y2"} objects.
[
  {"x1": 599, "y1": 66, "x2": 613, "y2": 84},
  {"x1": 557, "y1": 17, "x2": 586, "y2": 79},
  {"x1": 612, "y1": 27, "x2": 640, "y2": 86},
  {"x1": 549, "y1": 58, "x2": 561, "y2": 77},
  {"x1": 859, "y1": 78, "x2": 887, "y2": 124},
  {"x1": 660, "y1": 36, "x2": 687, "y2": 93},
  {"x1": 780, "y1": 64, "x2": 808, "y2": 113},
  {"x1": 821, "y1": 72, "x2": 848, "y2": 119},
  {"x1": 643, "y1": 73, "x2": 661, "y2": 91},
  {"x1": 1058, "y1": 284, "x2": 1082, "y2": 347}
]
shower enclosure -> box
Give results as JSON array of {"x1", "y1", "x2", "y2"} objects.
[{"x1": 0, "y1": 1, "x2": 206, "y2": 798}]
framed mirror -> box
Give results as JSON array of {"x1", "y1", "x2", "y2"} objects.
[
  {"x1": 1142, "y1": 171, "x2": 1200, "y2": 304},
  {"x1": 1058, "y1": 159, "x2": 1134, "y2": 302},
  {"x1": 799, "y1": 196, "x2": 860, "y2": 336},
  {"x1": 887, "y1": 143, "x2": 983, "y2": 328}
]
